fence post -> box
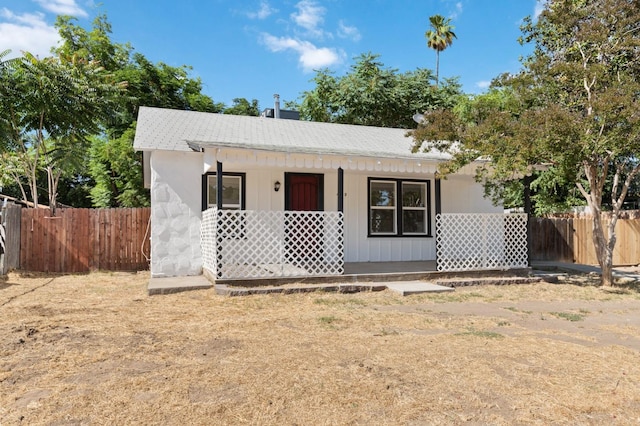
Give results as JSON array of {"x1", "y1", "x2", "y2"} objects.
[
  {"x1": 0, "y1": 202, "x2": 5, "y2": 275},
  {"x1": 1, "y1": 203, "x2": 21, "y2": 274}
]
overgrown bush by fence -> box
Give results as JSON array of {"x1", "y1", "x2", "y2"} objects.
[{"x1": 20, "y1": 208, "x2": 151, "y2": 273}]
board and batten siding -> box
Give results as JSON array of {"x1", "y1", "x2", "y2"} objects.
[
  {"x1": 234, "y1": 168, "x2": 339, "y2": 212},
  {"x1": 440, "y1": 176, "x2": 502, "y2": 214},
  {"x1": 342, "y1": 173, "x2": 435, "y2": 263}
]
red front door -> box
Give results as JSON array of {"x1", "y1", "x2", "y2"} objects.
[
  {"x1": 285, "y1": 173, "x2": 324, "y2": 263},
  {"x1": 286, "y1": 173, "x2": 323, "y2": 211}
]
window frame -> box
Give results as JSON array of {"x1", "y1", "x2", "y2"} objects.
[
  {"x1": 368, "y1": 179, "x2": 397, "y2": 235},
  {"x1": 367, "y1": 177, "x2": 432, "y2": 238},
  {"x1": 201, "y1": 172, "x2": 246, "y2": 211}
]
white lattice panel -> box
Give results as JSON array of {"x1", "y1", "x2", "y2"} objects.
[
  {"x1": 201, "y1": 208, "x2": 218, "y2": 276},
  {"x1": 436, "y1": 213, "x2": 528, "y2": 272},
  {"x1": 201, "y1": 209, "x2": 344, "y2": 279}
]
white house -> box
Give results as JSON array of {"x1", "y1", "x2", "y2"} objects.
[{"x1": 133, "y1": 106, "x2": 525, "y2": 280}]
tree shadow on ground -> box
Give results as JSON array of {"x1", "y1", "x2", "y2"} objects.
[{"x1": 609, "y1": 280, "x2": 640, "y2": 294}]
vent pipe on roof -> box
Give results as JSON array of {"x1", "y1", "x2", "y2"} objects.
[{"x1": 274, "y1": 93, "x2": 281, "y2": 119}]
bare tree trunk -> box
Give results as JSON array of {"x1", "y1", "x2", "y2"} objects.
[
  {"x1": 603, "y1": 214, "x2": 617, "y2": 287},
  {"x1": 5, "y1": 166, "x2": 28, "y2": 204},
  {"x1": 29, "y1": 165, "x2": 38, "y2": 209},
  {"x1": 580, "y1": 160, "x2": 640, "y2": 287},
  {"x1": 47, "y1": 167, "x2": 62, "y2": 217},
  {"x1": 16, "y1": 179, "x2": 28, "y2": 205},
  {"x1": 579, "y1": 161, "x2": 614, "y2": 286},
  {"x1": 16, "y1": 141, "x2": 40, "y2": 209},
  {"x1": 591, "y1": 212, "x2": 614, "y2": 286},
  {"x1": 46, "y1": 165, "x2": 55, "y2": 216}
]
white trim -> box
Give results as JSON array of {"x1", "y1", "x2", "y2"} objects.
[{"x1": 201, "y1": 147, "x2": 468, "y2": 175}]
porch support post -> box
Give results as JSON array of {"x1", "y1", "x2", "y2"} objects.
[
  {"x1": 434, "y1": 174, "x2": 441, "y2": 268},
  {"x1": 216, "y1": 161, "x2": 223, "y2": 209},
  {"x1": 434, "y1": 175, "x2": 441, "y2": 215},
  {"x1": 523, "y1": 174, "x2": 533, "y2": 266},
  {"x1": 337, "y1": 167, "x2": 344, "y2": 213}
]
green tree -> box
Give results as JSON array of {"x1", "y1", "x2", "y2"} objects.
[
  {"x1": 299, "y1": 53, "x2": 462, "y2": 128},
  {"x1": 412, "y1": 0, "x2": 640, "y2": 286},
  {"x1": 223, "y1": 98, "x2": 260, "y2": 116},
  {"x1": 0, "y1": 50, "x2": 26, "y2": 199},
  {"x1": 0, "y1": 50, "x2": 120, "y2": 212},
  {"x1": 53, "y1": 15, "x2": 224, "y2": 208},
  {"x1": 425, "y1": 14, "x2": 457, "y2": 87},
  {"x1": 89, "y1": 128, "x2": 148, "y2": 207},
  {"x1": 299, "y1": 68, "x2": 339, "y2": 123}
]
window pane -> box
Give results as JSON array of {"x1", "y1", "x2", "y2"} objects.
[
  {"x1": 402, "y1": 183, "x2": 425, "y2": 207},
  {"x1": 370, "y1": 209, "x2": 395, "y2": 234},
  {"x1": 222, "y1": 177, "x2": 240, "y2": 205},
  {"x1": 208, "y1": 176, "x2": 216, "y2": 205},
  {"x1": 403, "y1": 210, "x2": 425, "y2": 234},
  {"x1": 370, "y1": 181, "x2": 395, "y2": 207},
  {"x1": 208, "y1": 175, "x2": 241, "y2": 207}
]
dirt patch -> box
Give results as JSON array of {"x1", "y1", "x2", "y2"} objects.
[{"x1": 1, "y1": 271, "x2": 640, "y2": 424}]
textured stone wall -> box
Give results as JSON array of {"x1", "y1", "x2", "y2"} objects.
[{"x1": 150, "y1": 151, "x2": 204, "y2": 277}]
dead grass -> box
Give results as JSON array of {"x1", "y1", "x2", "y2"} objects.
[{"x1": 1, "y1": 271, "x2": 640, "y2": 425}]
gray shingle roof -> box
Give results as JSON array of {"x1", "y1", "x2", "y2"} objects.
[{"x1": 133, "y1": 106, "x2": 450, "y2": 161}]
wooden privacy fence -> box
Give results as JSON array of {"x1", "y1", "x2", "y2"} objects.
[
  {"x1": 20, "y1": 208, "x2": 151, "y2": 273},
  {"x1": 530, "y1": 217, "x2": 640, "y2": 265}
]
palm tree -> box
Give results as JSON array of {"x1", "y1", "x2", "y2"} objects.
[{"x1": 425, "y1": 14, "x2": 457, "y2": 87}]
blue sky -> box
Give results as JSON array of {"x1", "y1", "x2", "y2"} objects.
[{"x1": 1, "y1": 0, "x2": 543, "y2": 110}]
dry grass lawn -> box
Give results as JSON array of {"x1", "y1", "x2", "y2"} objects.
[{"x1": 1, "y1": 271, "x2": 640, "y2": 425}]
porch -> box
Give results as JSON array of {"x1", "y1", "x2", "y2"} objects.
[{"x1": 201, "y1": 208, "x2": 529, "y2": 282}]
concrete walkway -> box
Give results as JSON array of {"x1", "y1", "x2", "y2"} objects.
[
  {"x1": 147, "y1": 261, "x2": 640, "y2": 296},
  {"x1": 148, "y1": 275, "x2": 212, "y2": 295},
  {"x1": 149, "y1": 272, "x2": 545, "y2": 296},
  {"x1": 148, "y1": 276, "x2": 458, "y2": 296},
  {"x1": 385, "y1": 281, "x2": 454, "y2": 296}
]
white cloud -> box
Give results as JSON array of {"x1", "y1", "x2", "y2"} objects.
[
  {"x1": 476, "y1": 80, "x2": 491, "y2": 89},
  {"x1": 260, "y1": 33, "x2": 343, "y2": 72},
  {"x1": 450, "y1": 2, "x2": 463, "y2": 19},
  {"x1": 247, "y1": 1, "x2": 276, "y2": 20},
  {"x1": 0, "y1": 8, "x2": 61, "y2": 58},
  {"x1": 337, "y1": 20, "x2": 361, "y2": 42},
  {"x1": 291, "y1": 0, "x2": 325, "y2": 38},
  {"x1": 439, "y1": 0, "x2": 463, "y2": 19},
  {"x1": 256, "y1": 1, "x2": 352, "y2": 71},
  {"x1": 34, "y1": 0, "x2": 88, "y2": 18}
]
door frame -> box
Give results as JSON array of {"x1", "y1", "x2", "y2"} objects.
[{"x1": 284, "y1": 172, "x2": 324, "y2": 211}]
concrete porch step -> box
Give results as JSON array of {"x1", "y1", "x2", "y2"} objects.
[
  {"x1": 214, "y1": 282, "x2": 387, "y2": 296},
  {"x1": 147, "y1": 268, "x2": 551, "y2": 296},
  {"x1": 214, "y1": 267, "x2": 534, "y2": 288},
  {"x1": 433, "y1": 275, "x2": 550, "y2": 288}
]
